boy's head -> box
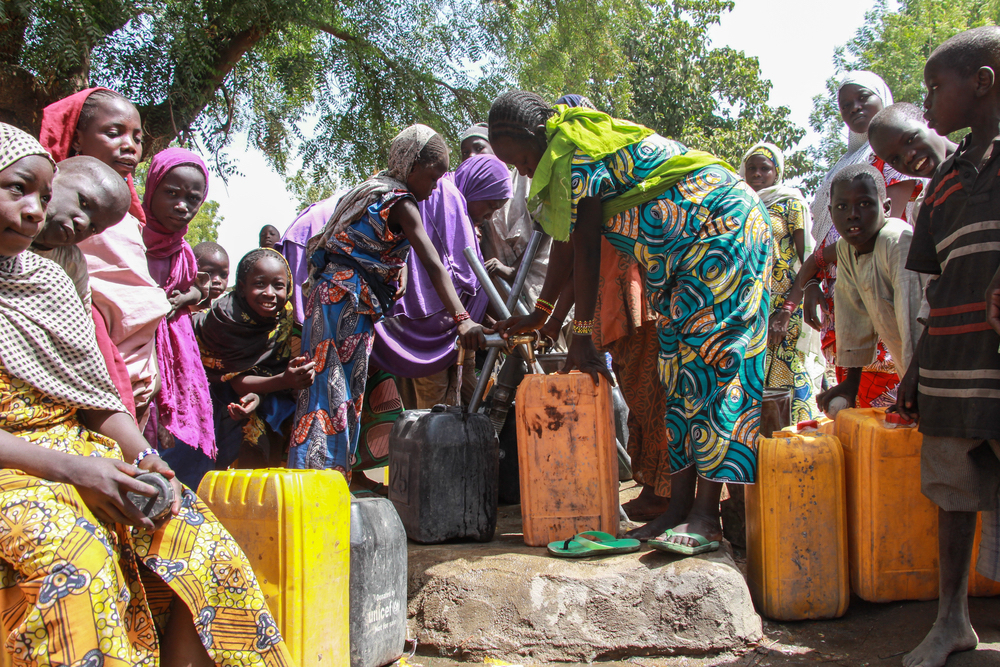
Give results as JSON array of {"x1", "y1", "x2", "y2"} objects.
[
  {"x1": 194, "y1": 241, "x2": 229, "y2": 301},
  {"x1": 33, "y1": 156, "x2": 130, "y2": 250},
  {"x1": 459, "y1": 123, "x2": 493, "y2": 164},
  {"x1": 869, "y1": 103, "x2": 953, "y2": 179},
  {"x1": 924, "y1": 26, "x2": 1000, "y2": 136},
  {"x1": 829, "y1": 163, "x2": 889, "y2": 255},
  {"x1": 258, "y1": 224, "x2": 280, "y2": 248}
]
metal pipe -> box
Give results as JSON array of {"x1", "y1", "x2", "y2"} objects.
[
  {"x1": 468, "y1": 347, "x2": 500, "y2": 413},
  {"x1": 493, "y1": 277, "x2": 531, "y2": 316},
  {"x1": 466, "y1": 229, "x2": 546, "y2": 412},
  {"x1": 466, "y1": 248, "x2": 509, "y2": 318},
  {"x1": 464, "y1": 247, "x2": 544, "y2": 375},
  {"x1": 506, "y1": 229, "x2": 543, "y2": 312},
  {"x1": 458, "y1": 333, "x2": 540, "y2": 349}
]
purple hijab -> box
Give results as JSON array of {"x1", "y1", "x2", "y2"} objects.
[
  {"x1": 371, "y1": 159, "x2": 511, "y2": 378},
  {"x1": 454, "y1": 154, "x2": 513, "y2": 202},
  {"x1": 275, "y1": 191, "x2": 345, "y2": 325},
  {"x1": 143, "y1": 148, "x2": 216, "y2": 457}
]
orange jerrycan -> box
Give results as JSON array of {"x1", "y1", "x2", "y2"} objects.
[
  {"x1": 834, "y1": 408, "x2": 939, "y2": 602},
  {"x1": 515, "y1": 372, "x2": 618, "y2": 547},
  {"x1": 198, "y1": 469, "x2": 351, "y2": 666},
  {"x1": 746, "y1": 428, "x2": 849, "y2": 620}
]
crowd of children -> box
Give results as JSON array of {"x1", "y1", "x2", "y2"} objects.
[{"x1": 0, "y1": 23, "x2": 998, "y2": 667}]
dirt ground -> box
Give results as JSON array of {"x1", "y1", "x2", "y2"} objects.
[
  {"x1": 411, "y1": 583, "x2": 1000, "y2": 667},
  {"x1": 408, "y1": 480, "x2": 1000, "y2": 667}
]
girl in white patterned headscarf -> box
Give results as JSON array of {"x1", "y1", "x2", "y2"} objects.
[{"x1": 290, "y1": 124, "x2": 488, "y2": 479}]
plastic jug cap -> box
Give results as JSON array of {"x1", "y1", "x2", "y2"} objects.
[
  {"x1": 884, "y1": 411, "x2": 914, "y2": 425},
  {"x1": 797, "y1": 419, "x2": 819, "y2": 430},
  {"x1": 431, "y1": 404, "x2": 448, "y2": 413}
]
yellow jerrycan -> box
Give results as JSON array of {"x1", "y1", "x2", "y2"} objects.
[
  {"x1": 515, "y1": 372, "x2": 619, "y2": 547},
  {"x1": 834, "y1": 408, "x2": 939, "y2": 602},
  {"x1": 746, "y1": 426, "x2": 850, "y2": 620},
  {"x1": 198, "y1": 468, "x2": 351, "y2": 666}
]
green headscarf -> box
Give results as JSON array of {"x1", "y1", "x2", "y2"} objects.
[{"x1": 527, "y1": 106, "x2": 734, "y2": 241}]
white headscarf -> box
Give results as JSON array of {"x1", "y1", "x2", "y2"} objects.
[
  {"x1": 460, "y1": 123, "x2": 489, "y2": 144},
  {"x1": 739, "y1": 141, "x2": 813, "y2": 253},
  {"x1": 312, "y1": 124, "x2": 439, "y2": 252},
  {"x1": 810, "y1": 71, "x2": 894, "y2": 245}
]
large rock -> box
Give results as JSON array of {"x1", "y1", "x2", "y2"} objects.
[{"x1": 408, "y1": 531, "x2": 762, "y2": 662}]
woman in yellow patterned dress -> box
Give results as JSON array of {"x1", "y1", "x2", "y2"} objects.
[
  {"x1": 740, "y1": 142, "x2": 814, "y2": 422},
  {"x1": 0, "y1": 123, "x2": 292, "y2": 666}
]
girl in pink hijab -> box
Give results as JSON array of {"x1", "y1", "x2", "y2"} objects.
[{"x1": 143, "y1": 148, "x2": 216, "y2": 486}]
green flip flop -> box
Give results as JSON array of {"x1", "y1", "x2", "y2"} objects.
[
  {"x1": 547, "y1": 531, "x2": 641, "y2": 558},
  {"x1": 649, "y1": 528, "x2": 720, "y2": 556}
]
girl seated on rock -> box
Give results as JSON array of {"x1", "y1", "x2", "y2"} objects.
[{"x1": 0, "y1": 122, "x2": 293, "y2": 667}]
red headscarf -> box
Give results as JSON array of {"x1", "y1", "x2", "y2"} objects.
[{"x1": 40, "y1": 87, "x2": 146, "y2": 224}]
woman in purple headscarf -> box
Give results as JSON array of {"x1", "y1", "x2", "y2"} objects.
[
  {"x1": 373, "y1": 154, "x2": 512, "y2": 408},
  {"x1": 142, "y1": 147, "x2": 217, "y2": 487}
]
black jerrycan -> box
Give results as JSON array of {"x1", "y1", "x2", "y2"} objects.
[
  {"x1": 350, "y1": 497, "x2": 407, "y2": 667},
  {"x1": 388, "y1": 405, "x2": 499, "y2": 543}
]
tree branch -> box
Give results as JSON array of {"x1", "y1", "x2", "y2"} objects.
[
  {"x1": 140, "y1": 23, "x2": 271, "y2": 154},
  {"x1": 311, "y1": 21, "x2": 480, "y2": 116}
]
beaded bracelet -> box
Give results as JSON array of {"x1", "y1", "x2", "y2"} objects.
[
  {"x1": 572, "y1": 319, "x2": 594, "y2": 335},
  {"x1": 133, "y1": 447, "x2": 157, "y2": 467},
  {"x1": 536, "y1": 297, "x2": 555, "y2": 311},
  {"x1": 453, "y1": 311, "x2": 471, "y2": 324},
  {"x1": 534, "y1": 300, "x2": 554, "y2": 317}
]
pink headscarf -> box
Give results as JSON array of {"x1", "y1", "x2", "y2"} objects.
[
  {"x1": 143, "y1": 147, "x2": 216, "y2": 457},
  {"x1": 142, "y1": 147, "x2": 209, "y2": 264}
]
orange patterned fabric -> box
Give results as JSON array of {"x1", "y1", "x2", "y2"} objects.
[
  {"x1": 594, "y1": 239, "x2": 671, "y2": 497},
  {"x1": 593, "y1": 237, "x2": 655, "y2": 348}
]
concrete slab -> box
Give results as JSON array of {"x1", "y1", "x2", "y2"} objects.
[{"x1": 407, "y1": 506, "x2": 762, "y2": 662}]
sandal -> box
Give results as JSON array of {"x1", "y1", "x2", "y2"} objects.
[
  {"x1": 546, "y1": 531, "x2": 641, "y2": 558},
  {"x1": 648, "y1": 528, "x2": 720, "y2": 556}
]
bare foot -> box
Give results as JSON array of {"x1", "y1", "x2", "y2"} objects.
[
  {"x1": 662, "y1": 512, "x2": 722, "y2": 548},
  {"x1": 625, "y1": 505, "x2": 686, "y2": 541},
  {"x1": 625, "y1": 488, "x2": 691, "y2": 541},
  {"x1": 902, "y1": 619, "x2": 978, "y2": 667},
  {"x1": 621, "y1": 487, "x2": 671, "y2": 521}
]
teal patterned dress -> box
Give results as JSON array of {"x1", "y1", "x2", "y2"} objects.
[{"x1": 571, "y1": 135, "x2": 772, "y2": 483}]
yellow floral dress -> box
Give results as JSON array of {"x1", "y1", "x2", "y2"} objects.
[
  {"x1": 0, "y1": 364, "x2": 293, "y2": 667},
  {"x1": 764, "y1": 198, "x2": 813, "y2": 422}
]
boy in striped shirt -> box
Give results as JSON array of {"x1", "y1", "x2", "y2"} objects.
[{"x1": 897, "y1": 26, "x2": 1000, "y2": 667}]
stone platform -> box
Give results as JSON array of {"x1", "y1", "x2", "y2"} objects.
[{"x1": 406, "y1": 505, "x2": 762, "y2": 663}]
